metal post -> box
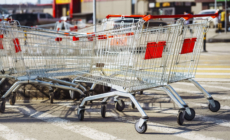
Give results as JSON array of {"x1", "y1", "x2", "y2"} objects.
[
  {"x1": 203, "y1": 32, "x2": 207, "y2": 52},
  {"x1": 93, "y1": 0, "x2": 96, "y2": 32},
  {"x1": 135, "y1": 0, "x2": 138, "y2": 14},
  {"x1": 225, "y1": 0, "x2": 227, "y2": 33},
  {"x1": 215, "y1": 0, "x2": 217, "y2": 29},
  {"x1": 215, "y1": 0, "x2": 217, "y2": 10}
]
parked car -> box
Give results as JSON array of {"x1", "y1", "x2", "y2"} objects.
[
  {"x1": 193, "y1": 9, "x2": 219, "y2": 28},
  {"x1": 35, "y1": 13, "x2": 60, "y2": 25},
  {"x1": 9, "y1": 13, "x2": 59, "y2": 26},
  {"x1": 112, "y1": 18, "x2": 167, "y2": 29}
]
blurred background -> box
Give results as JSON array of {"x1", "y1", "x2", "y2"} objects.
[{"x1": 0, "y1": 0, "x2": 229, "y2": 30}]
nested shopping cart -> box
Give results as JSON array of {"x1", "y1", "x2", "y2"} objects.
[
  {"x1": 0, "y1": 15, "x2": 158, "y2": 133},
  {"x1": 70, "y1": 12, "x2": 219, "y2": 127},
  {"x1": 33, "y1": 19, "x2": 87, "y2": 32},
  {"x1": 0, "y1": 12, "x2": 219, "y2": 133},
  {"x1": 33, "y1": 20, "x2": 64, "y2": 31},
  {"x1": 100, "y1": 13, "x2": 220, "y2": 124},
  {"x1": 166, "y1": 13, "x2": 221, "y2": 113},
  {"x1": 0, "y1": 19, "x2": 90, "y2": 106},
  {"x1": 66, "y1": 15, "x2": 191, "y2": 132}
]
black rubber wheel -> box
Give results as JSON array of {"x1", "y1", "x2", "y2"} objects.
[
  {"x1": 115, "y1": 100, "x2": 125, "y2": 112},
  {"x1": 90, "y1": 100, "x2": 93, "y2": 104},
  {"x1": 177, "y1": 111, "x2": 185, "y2": 125},
  {"x1": 208, "y1": 100, "x2": 220, "y2": 112},
  {"x1": 135, "y1": 120, "x2": 147, "y2": 134},
  {"x1": 101, "y1": 105, "x2": 106, "y2": 118},
  {"x1": 9, "y1": 95, "x2": 16, "y2": 105},
  {"x1": 0, "y1": 101, "x2": 5, "y2": 113},
  {"x1": 140, "y1": 91, "x2": 143, "y2": 95},
  {"x1": 131, "y1": 102, "x2": 135, "y2": 109},
  {"x1": 78, "y1": 110, "x2": 85, "y2": 121},
  {"x1": 184, "y1": 108, "x2": 195, "y2": 121},
  {"x1": 50, "y1": 94, "x2": 54, "y2": 104}
]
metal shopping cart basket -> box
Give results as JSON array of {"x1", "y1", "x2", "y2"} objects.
[
  {"x1": 66, "y1": 15, "x2": 191, "y2": 133},
  {"x1": 70, "y1": 13, "x2": 219, "y2": 128},
  {"x1": 0, "y1": 16, "x2": 157, "y2": 134},
  {"x1": 0, "y1": 19, "x2": 90, "y2": 107}
]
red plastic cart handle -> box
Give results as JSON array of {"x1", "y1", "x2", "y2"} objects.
[
  {"x1": 106, "y1": 11, "x2": 218, "y2": 22},
  {"x1": 106, "y1": 15, "x2": 146, "y2": 19}
]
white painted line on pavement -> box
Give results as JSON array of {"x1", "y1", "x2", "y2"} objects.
[
  {"x1": 108, "y1": 111, "x2": 222, "y2": 140},
  {"x1": 176, "y1": 82, "x2": 230, "y2": 91},
  {"x1": 197, "y1": 68, "x2": 230, "y2": 70},
  {"x1": 194, "y1": 78, "x2": 230, "y2": 82},
  {"x1": 146, "y1": 122, "x2": 222, "y2": 140},
  {"x1": 169, "y1": 87, "x2": 230, "y2": 100},
  {"x1": 8, "y1": 105, "x2": 123, "y2": 140},
  {"x1": 0, "y1": 123, "x2": 37, "y2": 140},
  {"x1": 196, "y1": 73, "x2": 230, "y2": 75},
  {"x1": 52, "y1": 102, "x2": 224, "y2": 140}
]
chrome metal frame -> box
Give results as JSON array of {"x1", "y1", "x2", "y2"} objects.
[
  {"x1": 1, "y1": 80, "x2": 85, "y2": 99},
  {"x1": 77, "y1": 90, "x2": 148, "y2": 127},
  {"x1": 188, "y1": 79, "x2": 216, "y2": 107}
]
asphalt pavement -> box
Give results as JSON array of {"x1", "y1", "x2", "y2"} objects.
[{"x1": 0, "y1": 28, "x2": 230, "y2": 140}]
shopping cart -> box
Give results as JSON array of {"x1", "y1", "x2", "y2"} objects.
[
  {"x1": 141, "y1": 13, "x2": 221, "y2": 117},
  {"x1": 0, "y1": 14, "x2": 185, "y2": 133},
  {"x1": 0, "y1": 16, "x2": 154, "y2": 133},
  {"x1": 33, "y1": 20, "x2": 64, "y2": 31},
  {"x1": 0, "y1": 19, "x2": 16, "y2": 91},
  {"x1": 70, "y1": 13, "x2": 219, "y2": 127},
  {"x1": 63, "y1": 19, "x2": 87, "y2": 32},
  {"x1": 166, "y1": 13, "x2": 221, "y2": 113},
  {"x1": 66, "y1": 16, "x2": 191, "y2": 132},
  {"x1": 101, "y1": 13, "x2": 220, "y2": 123},
  {"x1": 0, "y1": 19, "x2": 89, "y2": 107}
]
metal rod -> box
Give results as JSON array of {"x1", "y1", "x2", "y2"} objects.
[
  {"x1": 215, "y1": 0, "x2": 217, "y2": 10},
  {"x1": 225, "y1": 0, "x2": 227, "y2": 33},
  {"x1": 188, "y1": 79, "x2": 212, "y2": 98},
  {"x1": 156, "y1": 87, "x2": 185, "y2": 109},
  {"x1": 0, "y1": 78, "x2": 6, "y2": 85},
  {"x1": 165, "y1": 85, "x2": 187, "y2": 105},
  {"x1": 38, "y1": 77, "x2": 86, "y2": 92},
  {"x1": 1, "y1": 80, "x2": 84, "y2": 99},
  {"x1": 79, "y1": 91, "x2": 148, "y2": 117},
  {"x1": 93, "y1": 0, "x2": 96, "y2": 32}
]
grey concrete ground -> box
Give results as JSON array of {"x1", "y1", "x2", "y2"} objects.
[
  {"x1": 208, "y1": 28, "x2": 230, "y2": 42},
  {"x1": 0, "y1": 28, "x2": 230, "y2": 140}
]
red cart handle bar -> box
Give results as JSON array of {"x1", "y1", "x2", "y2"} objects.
[{"x1": 106, "y1": 11, "x2": 218, "y2": 22}]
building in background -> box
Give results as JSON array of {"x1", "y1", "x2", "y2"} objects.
[
  {"x1": 52, "y1": 0, "x2": 80, "y2": 18},
  {"x1": 0, "y1": 4, "x2": 52, "y2": 14},
  {"x1": 148, "y1": 0, "x2": 197, "y2": 15},
  {"x1": 195, "y1": 0, "x2": 230, "y2": 10},
  {"x1": 81, "y1": 0, "x2": 132, "y2": 19}
]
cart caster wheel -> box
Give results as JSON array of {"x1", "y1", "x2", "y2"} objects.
[
  {"x1": 177, "y1": 111, "x2": 185, "y2": 125},
  {"x1": 78, "y1": 110, "x2": 85, "y2": 121},
  {"x1": 140, "y1": 91, "x2": 143, "y2": 95},
  {"x1": 101, "y1": 105, "x2": 106, "y2": 118},
  {"x1": 115, "y1": 100, "x2": 125, "y2": 112},
  {"x1": 0, "y1": 100, "x2": 5, "y2": 113},
  {"x1": 135, "y1": 120, "x2": 147, "y2": 134},
  {"x1": 131, "y1": 102, "x2": 135, "y2": 109},
  {"x1": 184, "y1": 108, "x2": 195, "y2": 121},
  {"x1": 50, "y1": 94, "x2": 54, "y2": 104},
  {"x1": 209, "y1": 100, "x2": 220, "y2": 112},
  {"x1": 9, "y1": 95, "x2": 16, "y2": 105}
]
